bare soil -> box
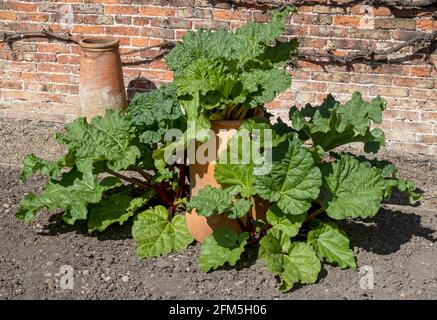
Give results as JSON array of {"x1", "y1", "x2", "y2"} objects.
[{"x1": 0, "y1": 118, "x2": 436, "y2": 300}]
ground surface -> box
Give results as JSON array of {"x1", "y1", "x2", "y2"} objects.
[{"x1": 0, "y1": 118, "x2": 436, "y2": 300}]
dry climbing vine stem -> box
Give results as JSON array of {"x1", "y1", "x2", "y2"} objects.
[
  {"x1": 1, "y1": 1, "x2": 436, "y2": 66},
  {"x1": 228, "y1": 0, "x2": 437, "y2": 10}
]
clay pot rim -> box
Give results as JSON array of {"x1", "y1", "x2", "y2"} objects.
[
  {"x1": 80, "y1": 37, "x2": 120, "y2": 51},
  {"x1": 210, "y1": 119, "x2": 246, "y2": 128}
]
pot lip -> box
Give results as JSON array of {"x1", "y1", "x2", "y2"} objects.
[
  {"x1": 80, "y1": 37, "x2": 120, "y2": 50},
  {"x1": 210, "y1": 119, "x2": 246, "y2": 128}
]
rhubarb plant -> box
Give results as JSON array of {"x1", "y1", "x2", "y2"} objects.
[
  {"x1": 17, "y1": 85, "x2": 194, "y2": 257},
  {"x1": 188, "y1": 92, "x2": 421, "y2": 291},
  {"x1": 16, "y1": 5, "x2": 422, "y2": 292}
]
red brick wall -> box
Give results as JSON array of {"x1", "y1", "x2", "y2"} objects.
[{"x1": 0, "y1": 1, "x2": 436, "y2": 155}]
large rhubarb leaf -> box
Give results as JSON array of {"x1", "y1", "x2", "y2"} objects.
[
  {"x1": 187, "y1": 186, "x2": 251, "y2": 219},
  {"x1": 20, "y1": 153, "x2": 74, "y2": 182},
  {"x1": 240, "y1": 68, "x2": 291, "y2": 108},
  {"x1": 255, "y1": 139, "x2": 322, "y2": 215},
  {"x1": 331, "y1": 152, "x2": 421, "y2": 205},
  {"x1": 280, "y1": 242, "x2": 321, "y2": 291},
  {"x1": 199, "y1": 227, "x2": 248, "y2": 272},
  {"x1": 132, "y1": 206, "x2": 193, "y2": 258},
  {"x1": 88, "y1": 191, "x2": 154, "y2": 233},
  {"x1": 258, "y1": 229, "x2": 290, "y2": 275},
  {"x1": 266, "y1": 205, "x2": 305, "y2": 238},
  {"x1": 259, "y1": 230, "x2": 321, "y2": 291},
  {"x1": 186, "y1": 186, "x2": 233, "y2": 217},
  {"x1": 290, "y1": 92, "x2": 386, "y2": 153},
  {"x1": 55, "y1": 110, "x2": 140, "y2": 172},
  {"x1": 320, "y1": 154, "x2": 386, "y2": 219},
  {"x1": 307, "y1": 222, "x2": 356, "y2": 269},
  {"x1": 17, "y1": 169, "x2": 122, "y2": 224}
]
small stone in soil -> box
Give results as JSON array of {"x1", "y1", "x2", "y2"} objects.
[{"x1": 121, "y1": 276, "x2": 129, "y2": 282}]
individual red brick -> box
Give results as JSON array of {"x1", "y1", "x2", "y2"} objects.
[
  {"x1": 177, "y1": 7, "x2": 212, "y2": 19},
  {"x1": 392, "y1": 120, "x2": 430, "y2": 133},
  {"x1": 2, "y1": 90, "x2": 34, "y2": 100},
  {"x1": 0, "y1": 10, "x2": 16, "y2": 20},
  {"x1": 409, "y1": 89, "x2": 437, "y2": 100},
  {"x1": 308, "y1": 26, "x2": 348, "y2": 38},
  {"x1": 349, "y1": 29, "x2": 390, "y2": 40},
  {"x1": 391, "y1": 30, "x2": 424, "y2": 41},
  {"x1": 370, "y1": 64, "x2": 409, "y2": 76},
  {"x1": 55, "y1": 84, "x2": 79, "y2": 95},
  {"x1": 50, "y1": 74, "x2": 69, "y2": 84},
  {"x1": 374, "y1": 18, "x2": 415, "y2": 30},
  {"x1": 114, "y1": 16, "x2": 132, "y2": 25},
  {"x1": 293, "y1": 80, "x2": 327, "y2": 92},
  {"x1": 193, "y1": 20, "x2": 229, "y2": 30},
  {"x1": 84, "y1": 0, "x2": 118, "y2": 3},
  {"x1": 416, "y1": 19, "x2": 436, "y2": 31},
  {"x1": 312, "y1": 72, "x2": 350, "y2": 83},
  {"x1": 289, "y1": 70, "x2": 311, "y2": 80},
  {"x1": 370, "y1": 86, "x2": 409, "y2": 98},
  {"x1": 56, "y1": 54, "x2": 80, "y2": 65},
  {"x1": 327, "y1": 83, "x2": 368, "y2": 95},
  {"x1": 313, "y1": 5, "x2": 346, "y2": 14},
  {"x1": 17, "y1": 12, "x2": 49, "y2": 22},
  {"x1": 166, "y1": 17, "x2": 192, "y2": 29},
  {"x1": 384, "y1": 109, "x2": 418, "y2": 121},
  {"x1": 105, "y1": 26, "x2": 140, "y2": 36},
  {"x1": 140, "y1": 6, "x2": 176, "y2": 17},
  {"x1": 351, "y1": 74, "x2": 392, "y2": 85},
  {"x1": 133, "y1": 16, "x2": 150, "y2": 26},
  {"x1": 373, "y1": 7, "x2": 391, "y2": 16},
  {"x1": 142, "y1": 27, "x2": 174, "y2": 39},
  {"x1": 35, "y1": 92, "x2": 65, "y2": 103},
  {"x1": 332, "y1": 16, "x2": 360, "y2": 27},
  {"x1": 213, "y1": 9, "x2": 249, "y2": 21},
  {"x1": 148, "y1": 60, "x2": 167, "y2": 70},
  {"x1": 131, "y1": 37, "x2": 150, "y2": 47},
  {"x1": 23, "y1": 81, "x2": 55, "y2": 92},
  {"x1": 21, "y1": 72, "x2": 33, "y2": 81},
  {"x1": 82, "y1": 14, "x2": 114, "y2": 25},
  {"x1": 284, "y1": 24, "x2": 309, "y2": 36},
  {"x1": 296, "y1": 60, "x2": 325, "y2": 72},
  {"x1": 72, "y1": 25, "x2": 104, "y2": 34},
  {"x1": 0, "y1": 80, "x2": 22, "y2": 90},
  {"x1": 385, "y1": 130, "x2": 417, "y2": 142},
  {"x1": 104, "y1": 5, "x2": 139, "y2": 15},
  {"x1": 11, "y1": 2, "x2": 37, "y2": 12},
  {"x1": 421, "y1": 112, "x2": 437, "y2": 123},
  {"x1": 393, "y1": 77, "x2": 435, "y2": 89},
  {"x1": 37, "y1": 63, "x2": 78, "y2": 74},
  {"x1": 298, "y1": 37, "x2": 327, "y2": 49},
  {"x1": 417, "y1": 134, "x2": 437, "y2": 144},
  {"x1": 29, "y1": 52, "x2": 57, "y2": 62}
]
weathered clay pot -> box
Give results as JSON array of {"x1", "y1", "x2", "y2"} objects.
[
  {"x1": 79, "y1": 37, "x2": 127, "y2": 121},
  {"x1": 186, "y1": 120, "x2": 269, "y2": 243}
]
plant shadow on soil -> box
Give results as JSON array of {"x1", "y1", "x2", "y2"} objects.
[
  {"x1": 339, "y1": 208, "x2": 436, "y2": 255},
  {"x1": 383, "y1": 187, "x2": 425, "y2": 207},
  {"x1": 39, "y1": 213, "x2": 133, "y2": 241}
]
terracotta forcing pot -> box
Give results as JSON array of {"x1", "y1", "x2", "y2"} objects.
[
  {"x1": 186, "y1": 120, "x2": 269, "y2": 243},
  {"x1": 79, "y1": 37, "x2": 127, "y2": 121}
]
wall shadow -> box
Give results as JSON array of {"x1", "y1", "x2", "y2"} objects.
[{"x1": 126, "y1": 77, "x2": 157, "y2": 102}]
